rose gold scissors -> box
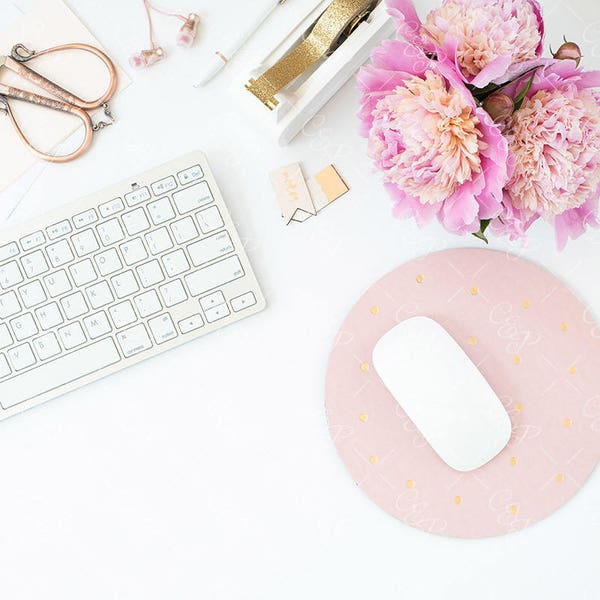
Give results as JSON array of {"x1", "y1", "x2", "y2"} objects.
[{"x1": 0, "y1": 43, "x2": 118, "y2": 163}]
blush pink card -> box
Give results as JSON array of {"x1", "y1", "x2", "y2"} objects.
[{"x1": 325, "y1": 249, "x2": 600, "y2": 538}]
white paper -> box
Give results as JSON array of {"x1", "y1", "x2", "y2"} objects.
[{"x1": 0, "y1": 2, "x2": 23, "y2": 29}]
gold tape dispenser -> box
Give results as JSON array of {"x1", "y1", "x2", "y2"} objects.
[{"x1": 241, "y1": 0, "x2": 393, "y2": 145}]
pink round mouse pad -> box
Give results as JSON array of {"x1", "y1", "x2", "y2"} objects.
[{"x1": 325, "y1": 249, "x2": 600, "y2": 538}]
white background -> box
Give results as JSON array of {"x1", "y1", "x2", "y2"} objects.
[{"x1": 0, "y1": 0, "x2": 599, "y2": 598}]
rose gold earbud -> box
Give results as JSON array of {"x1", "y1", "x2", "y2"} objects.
[
  {"x1": 129, "y1": 47, "x2": 165, "y2": 69},
  {"x1": 177, "y1": 13, "x2": 200, "y2": 48}
]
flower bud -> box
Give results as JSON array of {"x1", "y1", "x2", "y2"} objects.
[
  {"x1": 553, "y1": 41, "x2": 582, "y2": 66},
  {"x1": 483, "y1": 93, "x2": 514, "y2": 122}
]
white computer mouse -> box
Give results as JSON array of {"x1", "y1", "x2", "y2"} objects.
[{"x1": 372, "y1": 316, "x2": 512, "y2": 472}]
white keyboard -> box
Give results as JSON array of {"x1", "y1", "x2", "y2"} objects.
[{"x1": 0, "y1": 151, "x2": 265, "y2": 420}]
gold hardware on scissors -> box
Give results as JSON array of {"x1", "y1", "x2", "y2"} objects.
[
  {"x1": 0, "y1": 43, "x2": 118, "y2": 163},
  {"x1": 246, "y1": 0, "x2": 377, "y2": 110}
]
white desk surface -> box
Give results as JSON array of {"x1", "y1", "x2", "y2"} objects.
[{"x1": 0, "y1": 0, "x2": 599, "y2": 598}]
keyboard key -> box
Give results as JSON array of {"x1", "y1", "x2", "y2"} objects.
[
  {"x1": 145, "y1": 227, "x2": 173, "y2": 255},
  {"x1": 33, "y1": 332, "x2": 61, "y2": 361},
  {"x1": 170, "y1": 216, "x2": 198, "y2": 244},
  {"x1": 73, "y1": 209, "x2": 98, "y2": 229},
  {"x1": 109, "y1": 300, "x2": 137, "y2": 329},
  {"x1": 46, "y1": 240, "x2": 74, "y2": 268},
  {"x1": 46, "y1": 220, "x2": 72, "y2": 240},
  {"x1": 120, "y1": 238, "x2": 148, "y2": 266},
  {"x1": 122, "y1": 208, "x2": 150, "y2": 236},
  {"x1": 188, "y1": 231, "x2": 234, "y2": 267},
  {"x1": 200, "y1": 291, "x2": 226, "y2": 311},
  {"x1": 178, "y1": 314, "x2": 203, "y2": 334},
  {"x1": 0, "y1": 242, "x2": 19, "y2": 262},
  {"x1": 10, "y1": 313, "x2": 38, "y2": 341},
  {"x1": 162, "y1": 249, "x2": 189, "y2": 277},
  {"x1": 0, "y1": 290, "x2": 21, "y2": 318},
  {"x1": 204, "y1": 303, "x2": 231, "y2": 323},
  {"x1": 71, "y1": 229, "x2": 100, "y2": 257},
  {"x1": 35, "y1": 302, "x2": 64, "y2": 331},
  {"x1": 159, "y1": 279, "x2": 187, "y2": 307},
  {"x1": 95, "y1": 248, "x2": 123, "y2": 277},
  {"x1": 136, "y1": 260, "x2": 164, "y2": 288},
  {"x1": 9, "y1": 316, "x2": 35, "y2": 343},
  {"x1": 185, "y1": 256, "x2": 244, "y2": 297},
  {"x1": 148, "y1": 313, "x2": 177, "y2": 344},
  {"x1": 0, "y1": 261, "x2": 24, "y2": 289},
  {"x1": 86, "y1": 281, "x2": 114, "y2": 310},
  {"x1": 148, "y1": 197, "x2": 175, "y2": 225},
  {"x1": 111, "y1": 270, "x2": 139, "y2": 299},
  {"x1": 97, "y1": 219, "x2": 125, "y2": 246},
  {"x1": 151, "y1": 176, "x2": 177, "y2": 196},
  {"x1": 231, "y1": 292, "x2": 257, "y2": 312},
  {"x1": 0, "y1": 339, "x2": 120, "y2": 409},
  {"x1": 173, "y1": 181, "x2": 213, "y2": 214},
  {"x1": 19, "y1": 280, "x2": 47, "y2": 309},
  {"x1": 8, "y1": 343, "x2": 36, "y2": 371},
  {"x1": 177, "y1": 164, "x2": 204, "y2": 185},
  {"x1": 116, "y1": 324, "x2": 152, "y2": 358},
  {"x1": 21, "y1": 250, "x2": 49, "y2": 278},
  {"x1": 83, "y1": 311, "x2": 112, "y2": 340},
  {"x1": 0, "y1": 324, "x2": 12, "y2": 349},
  {"x1": 58, "y1": 322, "x2": 86, "y2": 350},
  {"x1": 61, "y1": 291, "x2": 88, "y2": 320},
  {"x1": 197, "y1": 206, "x2": 224, "y2": 234},
  {"x1": 134, "y1": 290, "x2": 162, "y2": 318},
  {"x1": 99, "y1": 197, "x2": 124, "y2": 218},
  {"x1": 0, "y1": 354, "x2": 10, "y2": 378},
  {"x1": 44, "y1": 270, "x2": 72, "y2": 298},
  {"x1": 20, "y1": 231, "x2": 45, "y2": 252},
  {"x1": 125, "y1": 187, "x2": 151, "y2": 207},
  {"x1": 70, "y1": 259, "x2": 97, "y2": 287}
]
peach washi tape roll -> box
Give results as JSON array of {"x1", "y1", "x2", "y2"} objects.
[{"x1": 325, "y1": 248, "x2": 600, "y2": 538}]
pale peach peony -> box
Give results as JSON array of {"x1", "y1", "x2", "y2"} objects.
[
  {"x1": 358, "y1": 41, "x2": 508, "y2": 235},
  {"x1": 387, "y1": 0, "x2": 544, "y2": 88},
  {"x1": 368, "y1": 70, "x2": 485, "y2": 205},
  {"x1": 505, "y1": 86, "x2": 600, "y2": 216},
  {"x1": 424, "y1": 0, "x2": 542, "y2": 80}
]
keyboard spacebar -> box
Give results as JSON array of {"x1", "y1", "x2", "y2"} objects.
[{"x1": 0, "y1": 338, "x2": 120, "y2": 409}]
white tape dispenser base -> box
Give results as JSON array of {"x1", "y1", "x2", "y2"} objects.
[{"x1": 238, "y1": 0, "x2": 394, "y2": 145}]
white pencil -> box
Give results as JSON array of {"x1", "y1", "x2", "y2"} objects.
[{"x1": 195, "y1": 0, "x2": 287, "y2": 87}]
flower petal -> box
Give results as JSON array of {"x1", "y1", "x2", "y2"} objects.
[
  {"x1": 490, "y1": 193, "x2": 539, "y2": 241},
  {"x1": 386, "y1": 0, "x2": 434, "y2": 52},
  {"x1": 553, "y1": 189, "x2": 600, "y2": 250},
  {"x1": 469, "y1": 54, "x2": 513, "y2": 88},
  {"x1": 385, "y1": 182, "x2": 441, "y2": 226},
  {"x1": 439, "y1": 187, "x2": 481, "y2": 234},
  {"x1": 370, "y1": 39, "x2": 431, "y2": 73},
  {"x1": 528, "y1": 0, "x2": 545, "y2": 56}
]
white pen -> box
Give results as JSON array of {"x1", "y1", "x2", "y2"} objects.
[{"x1": 195, "y1": 0, "x2": 287, "y2": 86}]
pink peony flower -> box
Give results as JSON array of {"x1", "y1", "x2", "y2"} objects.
[
  {"x1": 388, "y1": 0, "x2": 544, "y2": 88},
  {"x1": 358, "y1": 40, "x2": 509, "y2": 235},
  {"x1": 496, "y1": 61, "x2": 600, "y2": 248}
]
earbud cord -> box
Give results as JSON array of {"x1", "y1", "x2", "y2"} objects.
[{"x1": 142, "y1": 0, "x2": 188, "y2": 49}]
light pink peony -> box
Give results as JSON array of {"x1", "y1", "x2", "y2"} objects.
[
  {"x1": 358, "y1": 40, "x2": 509, "y2": 235},
  {"x1": 388, "y1": 0, "x2": 544, "y2": 88},
  {"x1": 495, "y1": 61, "x2": 600, "y2": 248}
]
